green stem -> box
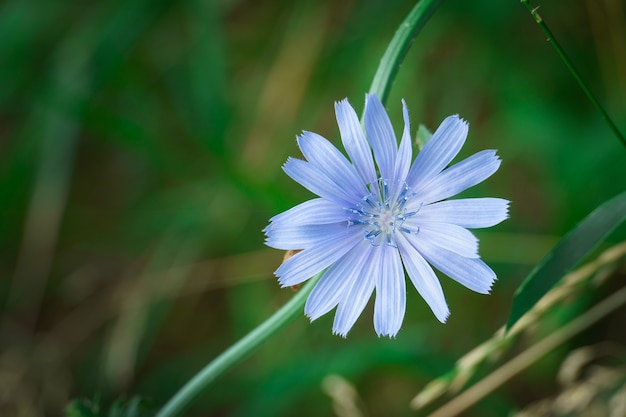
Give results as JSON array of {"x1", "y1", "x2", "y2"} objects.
[
  {"x1": 521, "y1": 0, "x2": 626, "y2": 149},
  {"x1": 369, "y1": 0, "x2": 443, "y2": 104},
  {"x1": 155, "y1": 272, "x2": 322, "y2": 417}
]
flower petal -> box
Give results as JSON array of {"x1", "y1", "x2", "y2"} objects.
[
  {"x1": 283, "y1": 158, "x2": 355, "y2": 206},
  {"x1": 297, "y1": 131, "x2": 368, "y2": 200},
  {"x1": 335, "y1": 99, "x2": 377, "y2": 185},
  {"x1": 393, "y1": 99, "x2": 412, "y2": 182},
  {"x1": 396, "y1": 234, "x2": 449, "y2": 322},
  {"x1": 332, "y1": 244, "x2": 378, "y2": 337},
  {"x1": 417, "y1": 198, "x2": 510, "y2": 228},
  {"x1": 389, "y1": 99, "x2": 413, "y2": 201},
  {"x1": 364, "y1": 93, "x2": 397, "y2": 180},
  {"x1": 416, "y1": 241, "x2": 496, "y2": 294},
  {"x1": 265, "y1": 222, "x2": 349, "y2": 250},
  {"x1": 418, "y1": 150, "x2": 502, "y2": 205},
  {"x1": 305, "y1": 239, "x2": 372, "y2": 321},
  {"x1": 269, "y1": 198, "x2": 349, "y2": 227},
  {"x1": 406, "y1": 115, "x2": 468, "y2": 189},
  {"x1": 275, "y1": 227, "x2": 361, "y2": 287},
  {"x1": 374, "y1": 244, "x2": 406, "y2": 337},
  {"x1": 406, "y1": 222, "x2": 479, "y2": 258}
]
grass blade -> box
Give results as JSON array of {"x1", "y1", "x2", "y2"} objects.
[{"x1": 506, "y1": 191, "x2": 626, "y2": 331}]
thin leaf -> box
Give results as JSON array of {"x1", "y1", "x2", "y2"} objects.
[
  {"x1": 506, "y1": 190, "x2": 626, "y2": 331},
  {"x1": 416, "y1": 123, "x2": 433, "y2": 150}
]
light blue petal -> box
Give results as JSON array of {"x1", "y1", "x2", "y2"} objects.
[
  {"x1": 364, "y1": 93, "x2": 397, "y2": 180},
  {"x1": 283, "y1": 158, "x2": 355, "y2": 206},
  {"x1": 374, "y1": 244, "x2": 406, "y2": 337},
  {"x1": 396, "y1": 234, "x2": 450, "y2": 322},
  {"x1": 265, "y1": 222, "x2": 349, "y2": 250},
  {"x1": 417, "y1": 198, "x2": 510, "y2": 228},
  {"x1": 404, "y1": 222, "x2": 479, "y2": 258},
  {"x1": 415, "y1": 241, "x2": 496, "y2": 294},
  {"x1": 305, "y1": 240, "x2": 372, "y2": 321},
  {"x1": 406, "y1": 115, "x2": 468, "y2": 189},
  {"x1": 418, "y1": 150, "x2": 502, "y2": 205},
  {"x1": 332, "y1": 244, "x2": 378, "y2": 337},
  {"x1": 297, "y1": 131, "x2": 368, "y2": 201},
  {"x1": 335, "y1": 99, "x2": 377, "y2": 185},
  {"x1": 394, "y1": 99, "x2": 412, "y2": 181},
  {"x1": 390, "y1": 99, "x2": 412, "y2": 200},
  {"x1": 269, "y1": 198, "x2": 349, "y2": 226},
  {"x1": 275, "y1": 227, "x2": 361, "y2": 287}
]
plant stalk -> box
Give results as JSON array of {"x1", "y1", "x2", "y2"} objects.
[
  {"x1": 521, "y1": 0, "x2": 626, "y2": 148},
  {"x1": 155, "y1": 273, "x2": 321, "y2": 417}
]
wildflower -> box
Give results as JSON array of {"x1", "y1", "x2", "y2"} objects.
[{"x1": 264, "y1": 94, "x2": 508, "y2": 337}]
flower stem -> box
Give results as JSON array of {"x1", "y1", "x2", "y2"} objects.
[
  {"x1": 155, "y1": 272, "x2": 322, "y2": 417},
  {"x1": 368, "y1": 0, "x2": 443, "y2": 105},
  {"x1": 521, "y1": 0, "x2": 626, "y2": 149}
]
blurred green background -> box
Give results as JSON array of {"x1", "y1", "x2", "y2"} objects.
[{"x1": 1, "y1": 0, "x2": 625, "y2": 416}]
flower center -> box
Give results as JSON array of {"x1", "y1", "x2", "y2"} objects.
[{"x1": 348, "y1": 179, "x2": 421, "y2": 247}]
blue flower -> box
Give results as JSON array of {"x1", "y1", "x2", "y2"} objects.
[{"x1": 264, "y1": 94, "x2": 508, "y2": 337}]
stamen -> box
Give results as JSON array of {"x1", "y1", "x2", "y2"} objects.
[
  {"x1": 352, "y1": 179, "x2": 423, "y2": 247},
  {"x1": 403, "y1": 202, "x2": 423, "y2": 218}
]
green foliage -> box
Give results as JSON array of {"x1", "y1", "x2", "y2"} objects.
[
  {"x1": 66, "y1": 399, "x2": 101, "y2": 417},
  {"x1": 415, "y1": 123, "x2": 434, "y2": 150},
  {"x1": 507, "y1": 191, "x2": 626, "y2": 331},
  {"x1": 66, "y1": 397, "x2": 151, "y2": 417}
]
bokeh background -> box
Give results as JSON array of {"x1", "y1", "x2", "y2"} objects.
[{"x1": 1, "y1": 0, "x2": 625, "y2": 416}]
